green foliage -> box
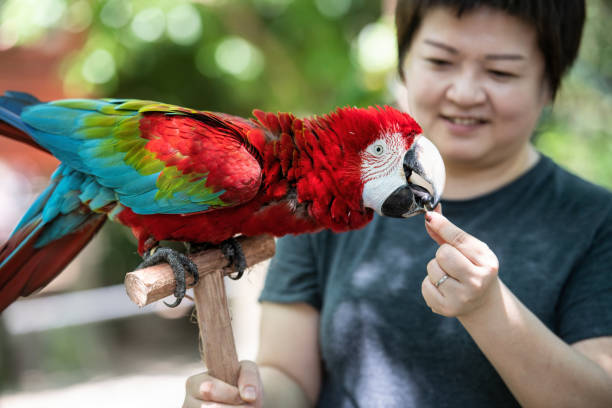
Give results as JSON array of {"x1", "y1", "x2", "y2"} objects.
[
  {"x1": 534, "y1": 0, "x2": 612, "y2": 188},
  {"x1": 1, "y1": 0, "x2": 388, "y2": 114}
]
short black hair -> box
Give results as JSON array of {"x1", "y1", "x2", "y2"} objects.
[{"x1": 395, "y1": 0, "x2": 586, "y2": 99}]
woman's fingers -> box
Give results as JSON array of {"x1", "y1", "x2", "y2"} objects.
[
  {"x1": 184, "y1": 372, "x2": 244, "y2": 405},
  {"x1": 434, "y1": 243, "x2": 474, "y2": 282},
  {"x1": 238, "y1": 360, "x2": 263, "y2": 405},
  {"x1": 183, "y1": 394, "x2": 255, "y2": 408},
  {"x1": 425, "y1": 211, "x2": 495, "y2": 267},
  {"x1": 426, "y1": 258, "x2": 459, "y2": 294},
  {"x1": 423, "y1": 210, "x2": 501, "y2": 318}
]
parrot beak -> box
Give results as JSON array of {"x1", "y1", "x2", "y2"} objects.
[{"x1": 381, "y1": 135, "x2": 445, "y2": 218}]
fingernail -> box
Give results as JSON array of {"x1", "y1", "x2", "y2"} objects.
[
  {"x1": 241, "y1": 386, "x2": 256, "y2": 401},
  {"x1": 425, "y1": 212, "x2": 432, "y2": 223}
]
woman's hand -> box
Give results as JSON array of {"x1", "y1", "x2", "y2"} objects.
[
  {"x1": 183, "y1": 360, "x2": 263, "y2": 408},
  {"x1": 422, "y1": 208, "x2": 501, "y2": 318}
]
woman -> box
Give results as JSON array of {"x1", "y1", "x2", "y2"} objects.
[{"x1": 184, "y1": 1, "x2": 612, "y2": 406}]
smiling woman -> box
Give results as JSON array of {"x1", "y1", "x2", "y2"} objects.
[
  {"x1": 183, "y1": 1, "x2": 612, "y2": 408},
  {"x1": 401, "y1": 6, "x2": 549, "y2": 198}
]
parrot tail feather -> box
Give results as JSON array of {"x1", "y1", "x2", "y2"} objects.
[
  {"x1": 0, "y1": 91, "x2": 49, "y2": 153},
  {"x1": 0, "y1": 213, "x2": 106, "y2": 312},
  {"x1": 0, "y1": 164, "x2": 121, "y2": 311}
]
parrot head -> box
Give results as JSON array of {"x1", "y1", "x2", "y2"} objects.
[{"x1": 315, "y1": 106, "x2": 445, "y2": 219}]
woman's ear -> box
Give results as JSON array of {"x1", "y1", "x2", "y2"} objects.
[
  {"x1": 539, "y1": 79, "x2": 553, "y2": 107},
  {"x1": 393, "y1": 78, "x2": 412, "y2": 114},
  {"x1": 394, "y1": 56, "x2": 414, "y2": 114}
]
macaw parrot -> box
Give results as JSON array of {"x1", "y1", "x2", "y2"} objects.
[{"x1": 0, "y1": 91, "x2": 445, "y2": 312}]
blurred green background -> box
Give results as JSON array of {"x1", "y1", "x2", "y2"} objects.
[{"x1": 0, "y1": 0, "x2": 610, "y2": 402}]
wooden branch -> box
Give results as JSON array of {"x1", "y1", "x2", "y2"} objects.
[
  {"x1": 124, "y1": 234, "x2": 275, "y2": 307},
  {"x1": 123, "y1": 234, "x2": 276, "y2": 387},
  {"x1": 194, "y1": 268, "x2": 240, "y2": 385}
]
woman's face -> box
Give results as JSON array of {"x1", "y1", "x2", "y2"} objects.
[{"x1": 402, "y1": 6, "x2": 550, "y2": 171}]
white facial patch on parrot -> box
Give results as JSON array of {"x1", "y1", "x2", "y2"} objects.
[{"x1": 360, "y1": 133, "x2": 409, "y2": 215}]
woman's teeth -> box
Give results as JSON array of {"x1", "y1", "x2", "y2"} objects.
[{"x1": 447, "y1": 117, "x2": 481, "y2": 125}]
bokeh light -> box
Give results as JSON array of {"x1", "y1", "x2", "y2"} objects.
[
  {"x1": 131, "y1": 7, "x2": 165, "y2": 42},
  {"x1": 315, "y1": 0, "x2": 352, "y2": 19},
  {"x1": 65, "y1": 1, "x2": 93, "y2": 33},
  {"x1": 0, "y1": 20, "x2": 19, "y2": 51},
  {"x1": 33, "y1": 0, "x2": 66, "y2": 28},
  {"x1": 356, "y1": 20, "x2": 397, "y2": 74},
  {"x1": 0, "y1": 0, "x2": 66, "y2": 47},
  {"x1": 81, "y1": 49, "x2": 116, "y2": 84},
  {"x1": 167, "y1": 4, "x2": 202, "y2": 46},
  {"x1": 215, "y1": 36, "x2": 264, "y2": 81},
  {"x1": 100, "y1": 0, "x2": 132, "y2": 29}
]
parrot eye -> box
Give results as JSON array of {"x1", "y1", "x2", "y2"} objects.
[{"x1": 372, "y1": 144, "x2": 385, "y2": 156}]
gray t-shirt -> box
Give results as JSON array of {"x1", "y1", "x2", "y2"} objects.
[{"x1": 259, "y1": 155, "x2": 612, "y2": 407}]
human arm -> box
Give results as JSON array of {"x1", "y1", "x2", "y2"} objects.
[
  {"x1": 256, "y1": 301, "x2": 321, "y2": 407},
  {"x1": 183, "y1": 301, "x2": 321, "y2": 407},
  {"x1": 422, "y1": 210, "x2": 612, "y2": 407}
]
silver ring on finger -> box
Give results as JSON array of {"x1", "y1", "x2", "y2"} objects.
[{"x1": 434, "y1": 274, "x2": 449, "y2": 288}]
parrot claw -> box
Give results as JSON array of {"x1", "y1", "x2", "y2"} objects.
[
  {"x1": 137, "y1": 247, "x2": 199, "y2": 308},
  {"x1": 220, "y1": 238, "x2": 247, "y2": 280},
  {"x1": 186, "y1": 239, "x2": 246, "y2": 279}
]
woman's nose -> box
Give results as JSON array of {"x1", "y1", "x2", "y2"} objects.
[{"x1": 446, "y1": 71, "x2": 486, "y2": 106}]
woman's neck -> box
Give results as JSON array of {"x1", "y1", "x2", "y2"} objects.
[{"x1": 442, "y1": 145, "x2": 539, "y2": 200}]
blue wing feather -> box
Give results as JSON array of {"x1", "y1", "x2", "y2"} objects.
[
  {"x1": 8, "y1": 164, "x2": 118, "y2": 249},
  {"x1": 9, "y1": 96, "x2": 258, "y2": 216},
  {"x1": 89, "y1": 187, "x2": 116, "y2": 211},
  {"x1": 36, "y1": 213, "x2": 90, "y2": 248}
]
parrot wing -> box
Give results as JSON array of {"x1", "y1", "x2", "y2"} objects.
[{"x1": 20, "y1": 99, "x2": 263, "y2": 215}]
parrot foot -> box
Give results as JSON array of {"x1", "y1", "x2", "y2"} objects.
[
  {"x1": 137, "y1": 247, "x2": 199, "y2": 308},
  {"x1": 220, "y1": 238, "x2": 247, "y2": 280},
  {"x1": 185, "y1": 242, "x2": 213, "y2": 254},
  {"x1": 184, "y1": 238, "x2": 246, "y2": 279}
]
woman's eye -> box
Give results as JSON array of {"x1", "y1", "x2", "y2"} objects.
[
  {"x1": 489, "y1": 70, "x2": 516, "y2": 78},
  {"x1": 426, "y1": 58, "x2": 451, "y2": 66}
]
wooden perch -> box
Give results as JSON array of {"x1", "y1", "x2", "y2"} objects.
[
  {"x1": 124, "y1": 234, "x2": 275, "y2": 307},
  {"x1": 124, "y1": 234, "x2": 276, "y2": 386}
]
